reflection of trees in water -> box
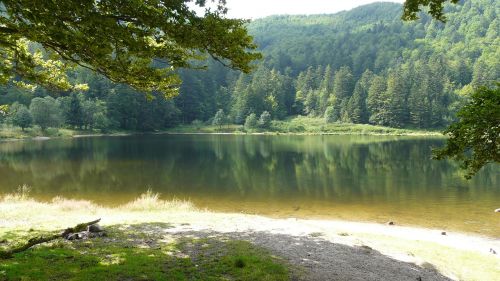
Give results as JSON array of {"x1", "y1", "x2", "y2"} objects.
[{"x1": 0, "y1": 136, "x2": 498, "y2": 201}]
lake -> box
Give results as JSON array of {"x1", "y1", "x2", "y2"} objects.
[{"x1": 0, "y1": 134, "x2": 498, "y2": 236}]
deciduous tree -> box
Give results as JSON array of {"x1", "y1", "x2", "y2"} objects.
[
  {"x1": 433, "y1": 84, "x2": 499, "y2": 178},
  {"x1": 0, "y1": 0, "x2": 261, "y2": 96}
]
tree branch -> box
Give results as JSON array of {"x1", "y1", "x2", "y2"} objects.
[{"x1": 0, "y1": 218, "x2": 101, "y2": 259}]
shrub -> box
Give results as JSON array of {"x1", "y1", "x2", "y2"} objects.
[
  {"x1": 258, "y1": 111, "x2": 271, "y2": 129},
  {"x1": 244, "y1": 113, "x2": 258, "y2": 131},
  {"x1": 325, "y1": 106, "x2": 335, "y2": 123},
  {"x1": 12, "y1": 105, "x2": 33, "y2": 131},
  {"x1": 191, "y1": 119, "x2": 203, "y2": 130},
  {"x1": 212, "y1": 109, "x2": 226, "y2": 130}
]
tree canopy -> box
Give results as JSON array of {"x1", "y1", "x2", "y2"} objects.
[
  {"x1": 0, "y1": 0, "x2": 261, "y2": 96},
  {"x1": 433, "y1": 84, "x2": 500, "y2": 179}
]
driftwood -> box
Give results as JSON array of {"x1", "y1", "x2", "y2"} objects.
[{"x1": 0, "y1": 218, "x2": 101, "y2": 259}]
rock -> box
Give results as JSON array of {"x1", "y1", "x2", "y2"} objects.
[
  {"x1": 66, "y1": 232, "x2": 86, "y2": 240},
  {"x1": 441, "y1": 231, "x2": 447, "y2": 236},
  {"x1": 65, "y1": 229, "x2": 106, "y2": 240},
  {"x1": 495, "y1": 208, "x2": 500, "y2": 213},
  {"x1": 386, "y1": 221, "x2": 395, "y2": 225},
  {"x1": 88, "y1": 224, "x2": 104, "y2": 233}
]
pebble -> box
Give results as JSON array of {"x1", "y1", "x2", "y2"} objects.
[
  {"x1": 441, "y1": 231, "x2": 447, "y2": 236},
  {"x1": 386, "y1": 221, "x2": 395, "y2": 225}
]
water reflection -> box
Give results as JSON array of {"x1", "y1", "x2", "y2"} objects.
[{"x1": 0, "y1": 135, "x2": 498, "y2": 235}]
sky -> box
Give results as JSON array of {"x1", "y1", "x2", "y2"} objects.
[{"x1": 222, "y1": 0, "x2": 405, "y2": 19}]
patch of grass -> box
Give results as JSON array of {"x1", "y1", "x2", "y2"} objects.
[
  {"x1": 163, "y1": 116, "x2": 440, "y2": 136},
  {"x1": 0, "y1": 225, "x2": 290, "y2": 281},
  {"x1": 270, "y1": 116, "x2": 441, "y2": 135},
  {"x1": 122, "y1": 189, "x2": 196, "y2": 212},
  {"x1": 165, "y1": 124, "x2": 245, "y2": 134},
  {"x1": 0, "y1": 125, "x2": 78, "y2": 139}
]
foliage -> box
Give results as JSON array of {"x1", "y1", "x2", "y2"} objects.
[
  {"x1": 0, "y1": 0, "x2": 261, "y2": 96},
  {"x1": 324, "y1": 106, "x2": 335, "y2": 124},
  {"x1": 192, "y1": 119, "x2": 204, "y2": 131},
  {"x1": 402, "y1": 0, "x2": 460, "y2": 21},
  {"x1": 29, "y1": 96, "x2": 63, "y2": 130},
  {"x1": 258, "y1": 111, "x2": 271, "y2": 129},
  {"x1": 66, "y1": 93, "x2": 84, "y2": 129},
  {"x1": 0, "y1": 1, "x2": 497, "y2": 133},
  {"x1": 11, "y1": 105, "x2": 32, "y2": 130},
  {"x1": 433, "y1": 84, "x2": 500, "y2": 178},
  {"x1": 244, "y1": 113, "x2": 258, "y2": 131},
  {"x1": 0, "y1": 104, "x2": 8, "y2": 116},
  {"x1": 212, "y1": 109, "x2": 226, "y2": 130}
]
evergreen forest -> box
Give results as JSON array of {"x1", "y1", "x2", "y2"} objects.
[{"x1": 0, "y1": 0, "x2": 498, "y2": 131}]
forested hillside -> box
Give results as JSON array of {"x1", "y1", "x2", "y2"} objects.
[{"x1": 0, "y1": 0, "x2": 498, "y2": 131}]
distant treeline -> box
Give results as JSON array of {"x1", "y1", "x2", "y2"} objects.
[{"x1": 0, "y1": 0, "x2": 498, "y2": 131}]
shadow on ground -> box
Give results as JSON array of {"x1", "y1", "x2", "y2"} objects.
[{"x1": 0, "y1": 222, "x2": 452, "y2": 281}]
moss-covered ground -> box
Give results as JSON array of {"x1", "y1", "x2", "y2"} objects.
[{"x1": 0, "y1": 224, "x2": 290, "y2": 281}]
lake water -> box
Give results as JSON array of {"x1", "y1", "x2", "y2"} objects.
[{"x1": 0, "y1": 134, "x2": 498, "y2": 237}]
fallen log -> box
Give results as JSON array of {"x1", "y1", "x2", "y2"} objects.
[{"x1": 0, "y1": 218, "x2": 101, "y2": 259}]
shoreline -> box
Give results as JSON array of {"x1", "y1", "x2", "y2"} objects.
[
  {"x1": 1, "y1": 195, "x2": 498, "y2": 281},
  {"x1": 0, "y1": 128, "x2": 444, "y2": 142}
]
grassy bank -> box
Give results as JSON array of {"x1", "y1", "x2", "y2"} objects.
[
  {"x1": 0, "y1": 125, "x2": 76, "y2": 140},
  {"x1": 1, "y1": 117, "x2": 442, "y2": 141},
  {"x1": 0, "y1": 125, "x2": 134, "y2": 141},
  {"x1": 1, "y1": 190, "x2": 498, "y2": 281},
  {"x1": 166, "y1": 116, "x2": 442, "y2": 136}
]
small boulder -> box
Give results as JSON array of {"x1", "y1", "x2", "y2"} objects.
[{"x1": 66, "y1": 232, "x2": 87, "y2": 240}]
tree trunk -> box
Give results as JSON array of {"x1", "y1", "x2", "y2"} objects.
[{"x1": 0, "y1": 219, "x2": 100, "y2": 259}]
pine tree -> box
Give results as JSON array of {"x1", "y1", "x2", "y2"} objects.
[
  {"x1": 329, "y1": 66, "x2": 354, "y2": 122},
  {"x1": 318, "y1": 65, "x2": 334, "y2": 115},
  {"x1": 385, "y1": 71, "x2": 409, "y2": 128},
  {"x1": 367, "y1": 75, "x2": 387, "y2": 125},
  {"x1": 67, "y1": 93, "x2": 84, "y2": 129}
]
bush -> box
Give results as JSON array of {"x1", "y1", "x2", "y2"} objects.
[
  {"x1": 12, "y1": 105, "x2": 33, "y2": 131},
  {"x1": 324, "y1": 106, "x2": 335, "y2": 123},
  {"x1": 30, "y1": 97, "x2": 63, "y2": 130},
  {"x1": 212, "y1": 109, "x2": 226, "y2": 130},
  {"x1": 287, "y1": 123, "x2": 305, "y2": 133},
  {"x1": 244, "y1": 113, "x2": 258, "y2": 131},
  {"x1": 94, "y1": 112, "x2": 110, "y2": 132},
  {"x1": 191, "y1": 119, "x2": 203, "y2": 130},
  {"x1": 258, "y1": 111, "x2": 271, "y2": 129}
]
